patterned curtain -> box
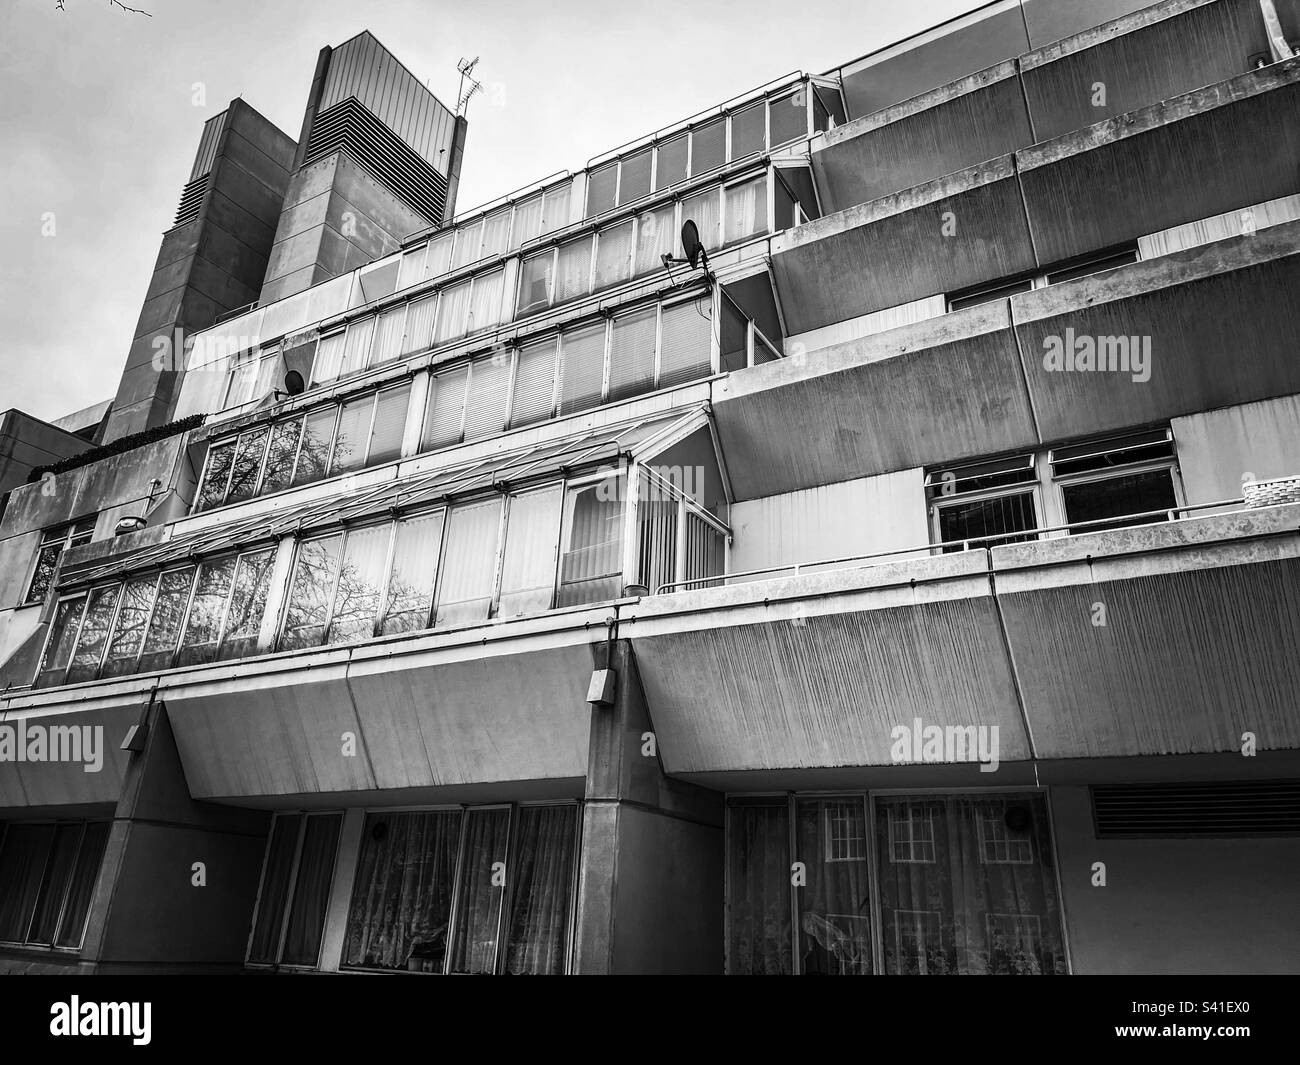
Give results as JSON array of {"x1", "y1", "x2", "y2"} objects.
[
  {"x1": 726, "y1": 801, "x2": 792, "y2": 974},
  {"x1": 504, "y1": 806, "x2": 577, "y2": 975}
]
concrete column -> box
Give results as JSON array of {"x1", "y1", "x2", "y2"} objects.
[{"x1": 572, "y1": 639, "x2": 725, "y2": 974}]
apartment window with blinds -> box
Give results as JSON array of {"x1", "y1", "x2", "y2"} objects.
[
  {"x1": 24, "y1": 517, "x2": 96, "y2": 605},
  {"x1": 655, "y1": 134, "x2": 688, "y2": 191},
  {"x1": 659, "y1": 297, "x2": 714, "y2": 389},
  {"x1": 462, "y1": 357, "x2": 511, "y2": 441},
  {"x1": 725, "y1": 177, "x2": 768, "y2": 245},
  {"x1": 608, "y1": 308, "x2": 657, "y2": 401},
  {"x1": 434, "y1": 279, "x2": 473, "y2": 345},
  {"x1": 619, "y1": 148, "x2": 652, "y2": 204},
  {"x1": 731, "y1": 101, "x2": 766, "y2": 159},
  {"x1": 557, "y1": 478, "x2": 625, "y2": 607},
  {"x1": 517, "y1": 252, "x2": 554, "y2": 314},
  {"x1": 509, "y1": 338, "x2": 558, "y2": 428},
  {"x1": 554, "y1": 239, "x2": 593, "y2": 305},
  {"x1": 0, "y1": 820, "x2": 111, "y2": 951},
  {"x1": 452, "y1": 218, "x2": 485, "y2": 270},
  {"x1": 634, "y1": 205, "x2": 675, "y2": 276},
  {"x1": 380, "y1": 511, "x2": 445, "y2": 635},
  {"x1": 247, "y1": 813, "x2": 343, "y2": 969},
  {"x1": 468, "y1": 269, "x2": 505, "y2": 334},
  {"x1": 422, "y1": 365, "x2": 469, "y2": 450},
  {"x1": 691, "y1": 117, "x2": 726, "y2": 176},
  {"x1": 435, "y1": 499, "x2": 503, "y2": 627},
  {"x1": 587, "y1": 163, "x2": 618, "y2": 216},
  {"x1": 497, "y1": 486, "x2": 564, "y2": 617},
  {"x1": 343, "y1": 803, "x2": 579, "y2": 976},
  {"x1": 558, "y1": 324, "x2": 607, "y2": 417},
  {"x1": 681, "y1": 187, "x2": 722, "y2": 257},
  {"x1": 594, "y1": 221, "x2": 634, "y2": 290}
]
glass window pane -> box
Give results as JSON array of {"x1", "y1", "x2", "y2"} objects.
[
  {"x1": 311, "y1": 331, "x2": 347, "y2": 386},
  {"x1": 328, "y1": 525, "x2": 390, "y2": 645},
  {"x1": 226, "y1": 427, "x2": 270, "y2": 505},
  {"x1": 25, "y1": 541, "x2": 64, "y2": 605},
  {"x1": 330, "y1": 394, "x2": 373, "y2": 476},
  {"x1": 770, "y1": 90, "x2": 806, "y2": 147},
  {"x1": 655, "y1": 134, "x2": 688, "y2": 191},
  {"x1": 608, "y1": 307, "x2": 658, "y2": 402},
  {"x1": 259, "y1": 418, "x2": 304, "y2": 495},
  {"x1": 468, "y1": 269, "x2": 504, "y2": 333},
  {"x1": 517, "y1": 251, "x2": 554, "y2": 314},
  {"x1": 138, "y1": 567, "x2": 194, "y2": 673},
  {"x1": 541, "y1": 182, "x2": 571, "y2": 235},
  {"x1": 398, "y1": 245, "x2": 427, "y2": 290},
  {"x1": 634, "y1": 205, "x2": 675, "y2": 277},
  {"x1": 54, "y1": 821, "x2": 109, "y2": 949},
  {"x1": 725, "y1": 176, "x2": 768, "y2": 244},
  {"x1": 434, "y1": 280, "x2": 472, "y2": 344},
  {"x1": 38, "y1": 595, "x2": 86, "y2": 685},
  {"x1": 452, "y1": 219, "x2": 485, "y2": 269},
  {"x1": 372, "y1": 305, "x2": 407, "y2": 366},
  {"x1": 586, "y1": 163, "x2": 617, "y2": 217},
  {"x1": 341, "y1": 317, "x2": 376, "y2": 378},
  {"x1": 177, "y1": 556, "x2": 236, "y2": 667},
  {"x1": 422, "y1": 366, "x2": 469, "y2": 451},
  {"x1": 280, "y1": 813, "x2": 342, "y2": 967},
  {"x1": 795, "y1": 798, "x2": 871, "y2": 974},
  {"x1": 281, "y1": 535, "x2": 343, "y2": 651},
  {"x1": 66, "y1": 585, "x2": 120, "y2": 683},
  {"x1": 512, "y1": 195, "x2": 543, "y2": 248},
  {"x1": 498, "y1": 487, "x2": 563, "y2": 617},
  {"x1": 197, "y1": 441, "x2": 235, "y2": 511},
  {"x1": 405, "y1": 294, "x2": 437, "y2": 354},
  {"x1": 659, "y1": 298, "x2": 713, "y2": 389},
  {"x1": 727, "y1": 802, "x2": 792, "y2": 974},
  {"x1": 462, "y1": 356, "x2": 511, "y2": 442},
  {"x1": 691, "y1": 117, "x2": 725, "y2": 175},
  {"x1": 368, "y1": 383, "x2": 410, "y2": 466},
  {"x1": 504, "y1": 805, "x2": 577, "y2": 975},
  {"x1": 100, "y1": 575, "x2": 157, "y2": 678},
  {"x1": 720, "y1": 297, "x2": 748, "y2": 373},
  {"x1": 218, "y1": 549, "x2": 274, "y2": 660},
  {"x1": 381, "y1": 511, "x2": 445, "y2": 636},
  {"x1": 937, "y1": 492, "x2": 1038, "y2": 552},
  {"x1": 553, "y1": 238, "x2": 593, "y2": 304},
  {"x1": 556, "y1": 481, "x2": 624, "y2": 607},
  {"x1": 681, "y1": 186, "x2": 721, "y2": 256},
  {"x1": 593, "y1": 221, "x2": 634, "y2": 290},
  {"x1": 731, "y1": 102, "x2": 766, "y2": 159},
  {"x1": 27, "y1": 823, "x2": 82, "y2": 945},
  {"x1": 248, "y1": 814, "x2": 302, "y2": 965},
  {"x1": 426, "y1": 232, "x2": 454, "y2": 278},
  {"x1": 292, "y1": 407, "x2": 337, "y2": 487},
  {"x1": 509, "y1": 338, "x2": 557, "y2": 428},
  {"x1": 1062, "y1": 470, "x2": 1177, "y2": 534},
  {"x1": 0, "y1": 823, "x2": 54, "y2": 943},
  {"x1": 558, "y1": 323, "x2": 606, "y2": 416},
  {"x1": 481, "y1": 210, "x2": 511, "y2": 260},
  {"x1": 343, "y1": 811, "x2": 461, "y2": 972},
  {"x1": 448, "y1": 807, "x2": 511, "y2": 974},
  {"x1": 435, "y1": 499, "x2": 501, "y2": 627},
  {"x1": 619, "y1": 149, "x2": 652, "y2": 204}
]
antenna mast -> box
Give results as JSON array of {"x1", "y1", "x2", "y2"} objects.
[{"x1": 456, "y1": 56, "x2": 483, "y2": 117}]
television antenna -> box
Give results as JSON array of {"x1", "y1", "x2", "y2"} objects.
[{"x1": 456, "y1": 56, "x2": 483, "y2": 116}]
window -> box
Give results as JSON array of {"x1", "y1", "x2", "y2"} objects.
[
  {"x1": 726, "y1": 800, "x2": 791, "y2": 975},
  {"x1": 379, "y1": 511, "x2": 445, "y2": 636},
  {"x1": 100, "y1": 574, "x2": 157, "y2": 678},
  {"x1": 946, "y1": 276, "x2": 1034, "y2": 312},
  {"x1": 925, "y1": 454, "x2": 1039, "y2": 552},
  {"x1": 293, "y1": 407, "x2": 337, "y2": 487},
  {"x1": 634, "y1": 205, "x2": 675, "y2": 277},
  {"x1": 311, "y1": 330, "x2": 347, "y2": 386},
  {"x1": 462, "y1": 356, "x2": 511, "y2": 441},
  {"x1": 509, "y1": 338, "x2": 558, "y2": 428},
  {"x1": 731, "y1": 101, "x2": 766, "y2": 159},
  {"x1": 280, "y1": 535, "x2": 343, "y2": 651},
  {"x1": 797, "y1": 799, "x2": 871, "y2": 975},
  {"x1": 247, "y1": 813, "x2": 343, "y2": 968},
  {"x1": 593, "y1": 221, "x2": 634, "y2": 290},
  {"x1": 658, "y1": 297, "x2": 713, "y2": 389},
  {"x1": 422, "y1": 365, "x2": 470, "y2": 450},
  {"x1": 468, "y1": 269, "x2": 505, "y2": 333},
  {"x1": 888, "y1": 805, "x2": 936, "y2": 863},
  {"x1": 328, "y1": 524, "x2": 391, "y2": 645},
  {"x1": 497, "y1": 487, "x2": 563, "y2": 616},
  {"x1": 517, "y1": 251, "x2": 554, "y2": 314},
  {"x1": 138, "y1": 566, "x2": 196, "y2": 673},
  {"x1": 260, "y1": 419, "x2": 304, "y2": 495},
  {"x1": 452, "y1": 218, "x2": 485, "y2": 270},
  {"x1": 681, "y1": 186, "x2": 722, "y2": 258},
  {"x1": 554, "y1": 238, "x2": 593, "y2": 304},
  {"x1": 1045, "y1": 246, "x2": 1138, "y2": 285},
  {"x1": 225, "y1": 427, "x2": 270, "y2": 504},
  {"x1": 1051, "y1": 428, "x2": 1179, "y2": 534},
  {"x1": 690, "y1": 117, "x2": 725, "y2": 176},
  {"x1": 977, "y1": 803, "x2": 1034, "y2": 864},
  {"x1": 0, "y1": 820, "x2": 110, "y2": 950},
  {"x1": 35, "y1": 594, "x2": 88, "y2": 689},
  {"x1": 25, "y1": 518, "x2": 96, "y2": 605},
  {"x1": 586, "y1": 163, "x2": 618, "y2": 216},
  {"x1": 724, "y1": 176, "x2": 768, "y2": 244},
  {"x1": 175, "y1": 555, "x2": 237, "y2": 667},
  {"x1": 540, "y1": 182, "x2": 571, "y2": 235},
  {"x1": 372, "y1": 305, "x2": 407, "y2": 366},
  {"x1": 557, "y1": 323, "x2": 607, "y2": 416},
  {"x1": 480, "y1": 210, "x2": 512, "y2": 261},
  {"x1": 343, "y1": 804, "x2": 578, "y2": 975},
  {"x1": 426, "y1": 231, "x2": 454, "y2": 278},
  {"x1": 65, "y1": 585, "x2": 119, "y2": 684},
  {"x1": 769, "y1": 89, "x2": 807, "y2": 147},
  {"x1": 434, "y1": 279, "x2": 472, "y2": 344},
  {"x1": 512, "y1": 195, "x2": 543, "y2": 247},
  {"x1": 556, "y1": 478, "x2": 624, "y2": 607},
  {"x1": 618, "y1": 148, "x2": 652, "y2": 204},
  {"x1": 607, "y1": 307, "x2": 657, "y2": 402},
  {"x1": 655, "y1": 134, "x2": 688, "y2": 191},
  {"x1": 435, "y1": 499, "x2": 503, "y2": 627}
]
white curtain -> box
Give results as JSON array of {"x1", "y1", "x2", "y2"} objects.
[
  {"x1": 434, "y1": 280, "x2": 472, "y2": 344},
  {"x1": 725, "y1": 176, "x2": 768, "y2": 244},
  {"x1": 498, "y1": 487, "x2": 563, "y2": 616},
  {"x1": 435, "y1": 499, "x2": 501, "y2": 626},
  {"x1": 554, "y1": 237, "x2": 593, "y2": 303}
]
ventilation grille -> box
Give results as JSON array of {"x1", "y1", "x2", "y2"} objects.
[
  {"x1": 304, "y1": 96, "x2": 448, "y2": 224},
  {"x1": 1092, "y1": 781, "x2": 1300, "y2": 838},
  {"x1": 173, "y1": 174, "x2": 209, "y2": 228}
]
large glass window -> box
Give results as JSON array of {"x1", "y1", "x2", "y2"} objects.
[
  {"x1": 35, "y1": 594, "x2": 87, "y2": 689},
  {"x1": 422, "y1": 366, "x2": 469, "y2": 451},
  {"x1": 556, "y1": 478, "x2": 624, "y2": 607},
  {"x1": 690, "y1": 117, "x2": 726, "y2": 176},
  {"x1": 557, "y1": 323, "x2": 606, "y2": 417},
  {"x1": 655, "y1": 134, "x2": 688, "y2": 191},
  {"x1": 731, "y1": 101, "x2": 766, "y2": 159},
  {"x1": 769, "y1": 89, "x2": 807, "y2": 147},
  {"x1": 634, "y1": 205, "x2": 675, "y2": 278},
  {"x1": 260, "y1": 418, "x2": 304, "y2": 495},
  {"x1": 658, "y1": 297, "x2": 714, "y2": 389},
  {"x1": 724, "y1": 176, "x2": 768, "y2": 245},
  {"x1": 435, "y1": 499, "x2": 502, "y2": 627},
  {"x1": 327, "y1": 524, "x2": 390, "y2": 645},
  {"x1": 434, "y1": 280, "x2": 472, "y2": 345},
  {"x1": 100, "y1": 575, "x2": 157, "y2": 678},
  {"x1": 138, "y1": 566, "x2": 195, "y2": 673},
  {"x1": 468, "y1": 269, "x2": 505, "y2": 333},
  {"x1": 593, "y1": 220, "x2": 634, "y2": 290},
  {"x1": 586, "y1": 163, "x2": 618, "y2": 217},
  {"x1": 553, "y1": 238, "x2": 593, "y2": 305},
  {"x1": 0, "y1": 820, "x2": 110, "y2": 950},
  {"x1": 65, "y1": 585, "x2": 119, "y2": 684},
  {"x1": 24, "y1": 518, "x2": 96, "y2": 606},
  {"x1": 1052, "y1": 430, "x2": 1179, "y2": 535},
  {"x1": 343, "y1": 804, "x2": 578, "y2": 976},
  {"x1": 176, "y1": 556, "x2": 237, "y2": 667},
  {"x1": 380, "y1": 511, "x2": 445, "y2": 636},
  {"x1": 618, "y1": 149, "x2": 652, "y2": 205},
  {"x1": 281, "y1": 535, "x2": 343, "y2": 651},
  {"x1": 517, "y1": 251, "x2": 554, "y2": 315},
  {"x1": 497, "y1": 487, "x2": 563, "y2": 617},
  {"x1": 509, "y1": 338, "x2": 558, "y2": 429},
  {"x1": 247, "y1": 812, "x2": 342, "y2": 968},
  {"x1": 727, "y1": 799, "x2": 791, "y2": 975},
  {"x1": 608, "y1": 307, "x2": 657, "y2": 402},
  {"x1": 462, "y1": 356, "x2": 510, "y2": 442},
  {"x1": 681, "y1": 186, "x2": 722, "y2": 257}
]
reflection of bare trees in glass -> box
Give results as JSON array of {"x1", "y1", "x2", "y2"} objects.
[
  {"x1": 177, "y1": 558, "x2": 236, "y2": 666},
  {"x1": 259, "y1": 420, "x2": 303, "y2": 494},
  {"x1": 218, "y1": 551, "x2": 275, "y2": 659},
  {"x1": 226, "y1": 427, "x2": 269, "y2": 504},
  {"x1": 291, "y1": 411, "x2": 336, "y2": 488},
  {"x1": 282, "y1": 537, "x2": 341, "y2": 650},
  {"x1": 101, "y1": 577, "x2": 156, "y2": 676},
  {"x1": 139, "y1": 567, "x2": 195, "y2": 670}
]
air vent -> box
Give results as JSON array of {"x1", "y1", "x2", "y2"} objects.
[
  {"x1": 304, "y1": 96, "x2": 449, "y2": 224},
  {"x1": 1092, "y1": 781, "x2": 1300, "y2": 838},
  {"x1": 173, "y1": 174, "x2": 209, "y2": 228}
]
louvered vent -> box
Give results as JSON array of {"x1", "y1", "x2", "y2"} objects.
[
  {"x1": 1092, "y1": 781, "x2": 1300, "y2": 838},
  {"x1": 173, "y1": 174, "x2": 209, "y2": 227},
  {"x1": 305, "y1": 96, "x2": 448, "y2": 224}
]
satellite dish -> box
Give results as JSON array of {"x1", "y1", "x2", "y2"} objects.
[
  {"x1": 283, "y1": 369, "x2": 305, "y2": 396},
  {"x1": 681, "y1": 219, "x2": 703, "y2": 269}
]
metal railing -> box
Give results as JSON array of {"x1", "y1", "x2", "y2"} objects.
[{"x1": 655, "y1": 496, "x2": 1254, "y2": 594}]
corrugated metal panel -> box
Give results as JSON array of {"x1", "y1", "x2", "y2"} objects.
[
  {"x1": 190, "y1": 109, "x2": 229, "y2": 181},
  {"x1": 320, "y1": 32, "x2": 456, "y2": 173}
]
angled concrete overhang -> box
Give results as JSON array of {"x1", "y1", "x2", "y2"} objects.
[
  {"x1": 0, "y1": 602, "x2": 612, "y2": 804},
  {"x1": 1017, "y1": 55, "x2": 1300, "y2": 265},
  {"x1": 623, "y1": 503, "x2": 1300, "y2": 781},
  {"x1": 812, "y1": 60, "x2": 1033, "y2": 214},
  {"x1": 711, "y1": 298, "x2": 1037, "y2": 499},
  {"x1": 1013, "y1": 218, "x2": 1300, "y2": 441},
  {"x1": 770, "y1": 155, "x2": 1036, "y2": 334}
]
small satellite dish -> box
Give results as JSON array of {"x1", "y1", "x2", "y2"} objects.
[
  {"x1": 283, "y1": 369, "x2": 306, "y2": 396},
  {"x1": 681, "y1": 219, "x2": 703, "y2": 269}
]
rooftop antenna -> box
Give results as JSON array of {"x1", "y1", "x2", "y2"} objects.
[
  {"x1": 661, "y1": 218, "x2": 714, "y2": 287},
  {"x1": 456, "y1": 56, "x2": 483, "y2": 117}
]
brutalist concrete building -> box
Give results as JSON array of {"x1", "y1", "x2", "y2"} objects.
[{"x1": 1, "y1": 1, "x2": 1298, "y2": 975}]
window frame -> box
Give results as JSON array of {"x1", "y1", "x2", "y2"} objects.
[
  {"x1": 23, "y1": 518, "x2": 96, "y2": 607},
  {"x1": 0, "y1": 818, "x2": 112, "y2": 952}
]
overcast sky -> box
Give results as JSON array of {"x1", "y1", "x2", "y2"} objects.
[{"x1": 0, "y1": 0, "x2": 980, "y2": 423}]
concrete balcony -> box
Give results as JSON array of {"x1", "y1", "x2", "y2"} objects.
[
  {"x1": 624, "y1": 503, "x2": 1300, "y2": 788},
  {"x1": 727, "y1": 219, "x2": 1300, "y2": 497}
]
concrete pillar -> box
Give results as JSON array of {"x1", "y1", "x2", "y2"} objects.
[{"x1": 572, "y1": 639, "x2": 725, "y2": 974}]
